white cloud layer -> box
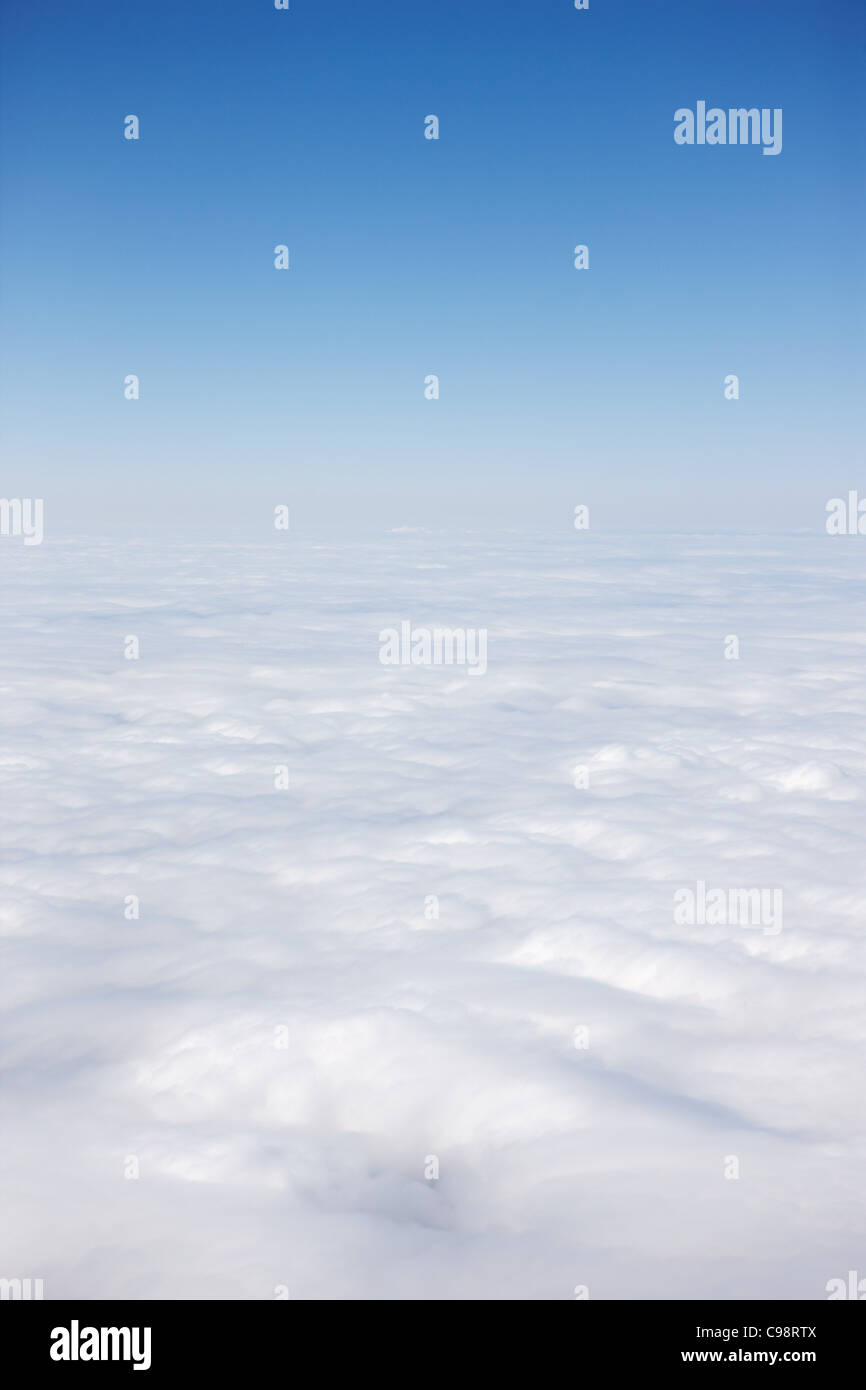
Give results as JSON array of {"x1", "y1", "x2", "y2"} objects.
[{"x1": 1, "y1": 529, "x2": 864, "y2": 1299}]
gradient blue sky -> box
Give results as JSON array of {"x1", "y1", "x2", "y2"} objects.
[{"x1": 1, "y1": 0, "x2": 863, "y2": 529}]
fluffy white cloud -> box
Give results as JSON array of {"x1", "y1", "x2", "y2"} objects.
[{"x1": 0, "y1": 530, "x2": 863, "y2": 1299}]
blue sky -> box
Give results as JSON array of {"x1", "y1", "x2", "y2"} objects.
[{"x1": 1, "y1": 0, "x2": 863, "y2": 529}]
